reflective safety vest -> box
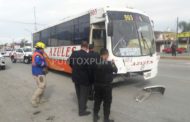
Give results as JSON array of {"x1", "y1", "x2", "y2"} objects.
[{"x1": 32, "y1": 51, "x2": 44, "y2": 66}]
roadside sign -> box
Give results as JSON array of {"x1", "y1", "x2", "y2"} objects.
[{"x1": 177, "y1": 32, "x2": 190, "y2": 38}]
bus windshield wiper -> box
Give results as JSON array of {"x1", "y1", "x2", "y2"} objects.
[
  {"x1": 140, "y1": 32, "x2": 152, "y2": 56},
  {"x1": 113, "y1": 38, "x2": 125, "y2": 51}
]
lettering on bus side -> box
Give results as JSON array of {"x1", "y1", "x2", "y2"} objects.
[
  {"x1": 89, "y1": 9, "x2": 97, "y2": 16},
  {"x1": 132, "y1": 60, "x2": 153, "y2": 66},
  {"x1": 49, "y1": 46, "x2": 78, "y2": 58}
]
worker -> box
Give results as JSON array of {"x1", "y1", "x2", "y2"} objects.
[
  {"x1": 68, "y1": 41, "x2": 91, "y2": 116},
  {"x1": 31, "y1": 41, "x2": 48, "y2": 108},
  {"x1": 93, "y1": 48, "x2": 118, "y2": 122},
  {"x1": 88, "y1": 44, "x2": 99, "y2": 100}
]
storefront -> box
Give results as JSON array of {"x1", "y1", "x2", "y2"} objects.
[
  {"x1": 177, "y1": 32, "x2": 190, "y2": 51},
  {"x1": 155, "y1": 31, "x2": 176, "y2": 52}
]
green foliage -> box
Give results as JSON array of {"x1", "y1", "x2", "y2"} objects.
[
  {"x1": 20, "y1": 39, "x2": 28, "y2": 48},
  {"x1": 179, "y1": 21, "x2": 190, "y2": 32}
]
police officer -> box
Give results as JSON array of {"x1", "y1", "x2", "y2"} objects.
[
  {"x1": 68, "y1": 41, "x2": 91, "y2": 116},
  {"x1": 93, "y1": 48, "x2": 118, "y2": 122},
  {"x1": 88, "y1": 44, "x2": 99, "y2": 100},
  {"x1": 31, "y1": 41, "x2": 48, "y2": 108}
]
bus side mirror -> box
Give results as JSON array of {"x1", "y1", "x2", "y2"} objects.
[{"x1": 107, "y1": 22, "x2": 113, "y2": 36}]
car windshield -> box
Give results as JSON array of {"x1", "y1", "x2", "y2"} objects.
[
  {"x1": 23, "y1": 48, "x2": 32, "y2": 52},
  {"x1": 107, "y1": 11, "x2": 155, "y2": 57}
]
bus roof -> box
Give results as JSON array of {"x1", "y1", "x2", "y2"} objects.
[{"x1": 34, "y1": 6, "x2": 148, "y2": 34}]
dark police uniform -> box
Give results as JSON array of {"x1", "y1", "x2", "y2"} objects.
[
  {"x1": 93, "y1": 58, "x2": 118, "y2": 122},
  {"x1": 88, "y1": 50, "x2": 100, "y2": 100},
  {"x1": 69, "y1": 49, "x2": 90, "y2": 115}
]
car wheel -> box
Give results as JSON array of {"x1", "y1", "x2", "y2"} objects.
[
  {"x1": 24, "y1": 57, "x2": 30, "y2": 64},
  {"x1": 2, "y1": 66, "x2": 5, "y2": 70}
]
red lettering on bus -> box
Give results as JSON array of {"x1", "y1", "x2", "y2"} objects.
[
  {"x1": 72, "y1": 47, "x2": 76, "y2": 52},
  {"x1": 49, "y1": 48, "x2": 53, "y2": 56},
  {"x1": 131, "y1": 60, "x2": 154, "y2": 66},
  {"x1": 57, "y1": 47, "x2": 61, "y2": 56},
  {"x1": 61, "y1": 47, "x2": 65, "y2": 57},
  {"x1": 53, "y1": 48, "x2": 57, "y2": 56},
  {"x1": 66, "y1": 47, "x2": 71, "y2": 57},
  {"x1": 90, "y1": 9, "x2": 97, "y2": 16}
]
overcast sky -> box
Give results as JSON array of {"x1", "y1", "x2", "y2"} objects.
[{"x1": 0, "y1": 0, "x2": 189, "y2": 44}]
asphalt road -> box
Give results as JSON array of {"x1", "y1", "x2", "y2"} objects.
[{"x1": 0, "y1": 58, "x2": 190, "y2": 122}]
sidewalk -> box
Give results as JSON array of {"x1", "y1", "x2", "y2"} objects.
[{"x1": 160, "y1": 53, "x2": 190, "y2": 60}]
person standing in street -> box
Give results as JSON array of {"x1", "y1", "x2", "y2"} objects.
[
  {"x1": 171, "y1": 43, "x2": 177, "y2": 56},
  {"x1": 31, "y1": 41, "x2": 48, "y2": 108},
  {"x1": 88, "y1": 44, "x2": 100, "y2": 100},
  {"x1": 93, "y1": 48, "x2": 118, "y2": 122},
  {"x1": 68, "y1": 41, "x2": 91, "y2": 116}
]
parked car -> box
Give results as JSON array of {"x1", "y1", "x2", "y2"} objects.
[
  {"x1": 162, "y1": 48, "x2": 186, "y2": 54},
  {"x1": 0, "y1": 53, "x2": 5, "y2": 70},
  {"x1": 4, "y1": 49, "x2": 12, "y2": 57},
  {"x1": 10, "y1": 47, "x2": 33, "y2": 64}
]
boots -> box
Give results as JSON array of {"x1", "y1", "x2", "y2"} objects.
[
  {"x1": 79, "y1": 111, "x2": 91, "y2": 116},
  {"x1": 93, "y1": 114, "x2": 100, "y2": 122},
  {"x1": 31, "y1": 101, "x2": 39, "y2": 108},
  {"x1": 104, "y1": 119, "x2": 114, "y2": 122}
]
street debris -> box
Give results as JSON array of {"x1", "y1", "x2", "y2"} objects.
[
  {"x1": 46, "y1": 115, "x2": 55, "y2": 121},
  {"x1": 33, "y1": 110, "x2": 41, "y2": 115},
  {"x1": 136, "y1": 85, "x2": 166, "y2": 103}
]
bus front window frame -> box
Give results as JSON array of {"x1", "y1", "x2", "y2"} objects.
[{"x1": 107, "y1": 11, "x2": 156, "y2": 57}]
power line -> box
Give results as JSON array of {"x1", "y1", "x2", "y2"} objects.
[{"x1": 0, "y1": 19, "x2": 46, "y2": 26}]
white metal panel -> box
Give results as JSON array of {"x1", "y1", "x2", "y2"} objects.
[{"x1": 89, "y1": 8, "x2": 105, "y2": 24}]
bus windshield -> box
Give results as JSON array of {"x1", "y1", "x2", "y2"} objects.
[{"x1": 107, "y1": 11, "x2": 155, "y2": 57}]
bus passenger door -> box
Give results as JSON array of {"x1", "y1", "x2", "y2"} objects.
[{"x1": 91, "y1": 29, "x2": 106, "y2": 53}]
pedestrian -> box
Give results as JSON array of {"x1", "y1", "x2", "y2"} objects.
[
  {"x1": 31, "y1": 41, "x2": 48, "y2": 108},
  {"x1": 93, "y1": 48, "x2": 118, "y2": 122},
  {"x1": 171, "y1": 43, "x2": 177, "y2": 56},
  {"x1": 68, "y1": 41, "x2": 91, "y2": 116},
  {"x1": 88, "y1": 44, "x2": 100, "y2": 101}
]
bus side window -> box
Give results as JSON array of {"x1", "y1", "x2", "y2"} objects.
[{"x1": 92, "y1": 29, "x2": 106, "y2": 52}]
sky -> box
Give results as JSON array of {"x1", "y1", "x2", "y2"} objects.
[{"x1": 0, "y1": 0, "x2": 189, "y2": 44}]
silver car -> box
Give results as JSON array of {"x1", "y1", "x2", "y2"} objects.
[{"x1": 0, "y1": 54, "x2": 5, "y2": 70}]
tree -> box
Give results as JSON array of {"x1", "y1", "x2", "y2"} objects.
[
  {"x1": 20, "y1": 39, "x2": 28, "y2": 47},
  {"x1": 179, "y1": 21, "x2": 190, "y2": 32}
]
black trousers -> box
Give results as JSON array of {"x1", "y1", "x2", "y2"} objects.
[
  {"x1": 88, "y1": 84, "x2": 94, "y2": 100},
  {"x1": 94, "y1": 85, "x2": 112, "y2": 120},
  {"x1": 75, "y1": 84, "x2": 90, "y2": 114},
  {"x1": 172, "y1": 50, "x2": 176, "y2": 56}
]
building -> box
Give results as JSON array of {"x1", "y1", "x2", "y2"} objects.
[
  {"x1": 154, "y1": 31, "x2": 177, "y2": 52},
  {"x1": 177, "y1": 32, "x2": 190, "y2": 51}
]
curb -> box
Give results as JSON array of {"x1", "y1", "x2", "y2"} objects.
[{"x1": 160, "y1": 56, "x2": 190, "y2": 60}]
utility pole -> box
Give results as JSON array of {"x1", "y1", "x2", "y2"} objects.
[
  {"x1": 176, "y1": 17, "x2": 179, "y2": 47},
  {"x1": 34, "y1": 7, "x2": 37, "y2": 31},
  {"x1": 32, "y1": 7, "x2": 37, "y2": 48}
]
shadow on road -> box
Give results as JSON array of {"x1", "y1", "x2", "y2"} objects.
[
  {"x1": 49, "y1": 69, "x2": 71, "y2": 78},
  {"x1": 45, "y1": 85, "x2": 56, "y2": 100},
  {"x1": 112, "y1": 76, "x2": 151, "y2": 89}
]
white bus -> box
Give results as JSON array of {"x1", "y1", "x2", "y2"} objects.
[{"x1": 33, "y1": 7, "x2": 159, "y2": 80}]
